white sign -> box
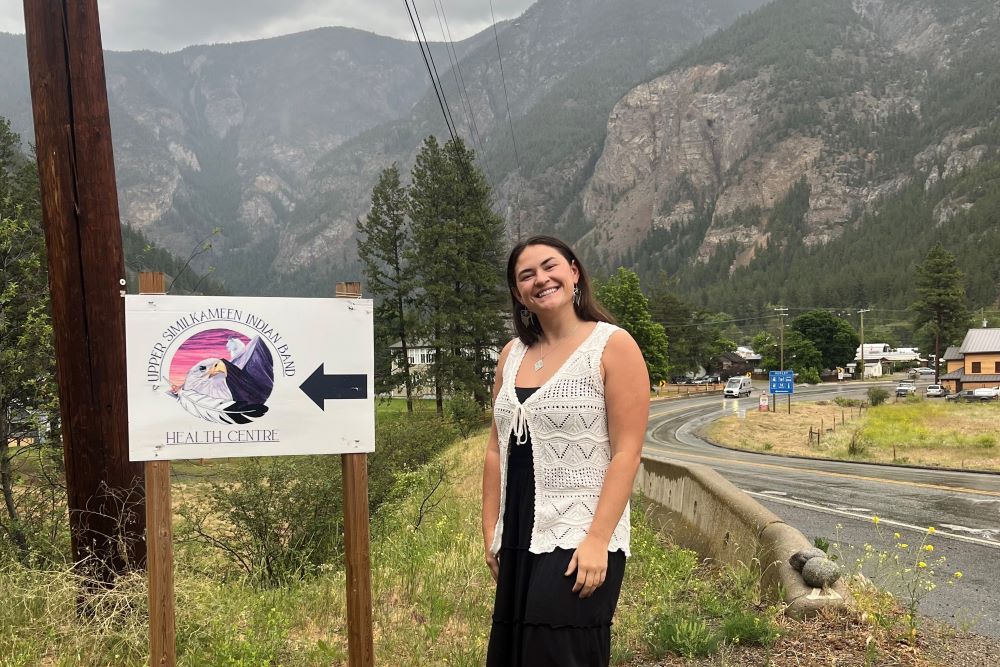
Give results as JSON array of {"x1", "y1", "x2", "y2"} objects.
[{"x1": 125, "y1": 295, "x2": 374, "y2": 461}]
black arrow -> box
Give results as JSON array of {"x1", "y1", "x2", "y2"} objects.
[{"x1": 299, "y1": 364, "x2": 368, "y2": 409}]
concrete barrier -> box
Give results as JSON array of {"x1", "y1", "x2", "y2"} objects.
[{"x1": 637, "y1": 456, "x2": 851, "y2": 618}]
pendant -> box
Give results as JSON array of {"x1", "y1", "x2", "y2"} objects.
[{"x1": 534, "y1": 359, "x2": 544, "y2": 371}]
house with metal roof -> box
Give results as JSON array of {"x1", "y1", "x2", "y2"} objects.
[{"x1": 938, "y1": 329, "x2": 1000, "y2": 392}]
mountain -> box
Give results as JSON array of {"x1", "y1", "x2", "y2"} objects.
[
  {"x1": 1, "y1": 0, "x2": 765, "y2": 295},
  {"x1": 576, "y1": 0, "x2": 1000, "y2": 313},
  {"x1": 0, "y1": 26, "x2": 485, "y2": 291}
]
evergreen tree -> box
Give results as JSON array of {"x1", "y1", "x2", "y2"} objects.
[
  {"x1": 407, "y1": 136, "x2": 506, "y2": 414},
  {"x1": 791, "y1": 310, "x2": 859, "y2": 370},
  {"x1": 0, "y1": 119, "x2": 60, "y2": 563},
  {"x1": 596, "y1": 268, "x2": 669, "y2": 383},
  {"x1": 356, "y1": 164, "x2": 415, "y2": 410},
  {"x1": 443, "y1": 139, "x2": 506, "y2": 406},
  {"x1": 911, "y1": 244, "x2": 970, "y2": 381}
]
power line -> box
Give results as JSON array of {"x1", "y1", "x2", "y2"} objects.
[
  {"x1": 430, "y1": 0, "x2": 495, "y2": 189},
  {"x1": 488, "y1": 0, "x2": 522, "y2": 181},
  {"x1": 403, "y1": 0, "x2": 457, "y2": 143}
]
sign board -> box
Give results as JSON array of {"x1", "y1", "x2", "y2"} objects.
[
  {"x1": 125, "y1": 295, "x2": 374, "y2": 461},
  {"x1": 759, "y1": 393, "x2": 769, "y2": 411},
  {"x1": 769, "y1": 370, "x2": 795, "y2": 395}
]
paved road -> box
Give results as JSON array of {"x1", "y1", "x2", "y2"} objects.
[{"x1": 643, "y1": 382, "x2": 1000, "y2": 638}]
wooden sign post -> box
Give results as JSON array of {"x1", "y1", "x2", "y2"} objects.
[
  {"x1": 336, "y1": 282, "x2": 375, "y2": 667},
  {"x1": 127, "y1": 280, "x2": 375, "y2": 666},
  {"x1": 139, "y1": 272, "x2": 176, "y2": 667}
]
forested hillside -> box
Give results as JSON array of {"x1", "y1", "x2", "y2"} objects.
[{"x1": 585, "y1": 0, "x2": 1000, "y2": 316}]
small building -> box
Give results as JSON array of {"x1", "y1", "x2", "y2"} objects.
[
  {"x1": 387, "y1": 340, "x2": 499, "y2": 398},
  {"x1": 938, "y1": 329, "x2": 1000, "y2": 393},
  {"x1": 710, "y1": 351, "x2": 754, "y2": 380}
]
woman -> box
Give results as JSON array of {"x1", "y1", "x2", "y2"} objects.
[{"x1": 482, "y1": 235, "x2": 650, "y2": 666}]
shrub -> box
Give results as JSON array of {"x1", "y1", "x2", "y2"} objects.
[
  {"x1": 179, "y1": 411, "x2": 460, "y2": 586},
  {"x1": 833, "y1": 396, "x2": 861, "y2": 407},
  {"x1": 848, "y1": 429, "x2": 870, "y2": 456},
  {"x1": 797, "y1": 368, "x2": 821, "y2": 384},
  {"x1": 447, "y1": 394, "x2": 486, "y2": 438},
  {"x1": 179, "y1": 456, "x2": 345, "y2": 585},
  {"x1": 867, "y1": 387, "x2": 889, "y2": 406},
  {"x1": 721, "y1": 610, "x2": 779, "y2": 647},
  {"x1": 647, "y1": 614, "x2": 721, "y2": 658}
]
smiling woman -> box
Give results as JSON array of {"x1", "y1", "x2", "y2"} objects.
[{"x1": 482, "y1": 235, "x2": 650, "y2": 666}]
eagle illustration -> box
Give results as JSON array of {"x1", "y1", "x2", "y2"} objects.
[{"x1": 171, "y1": 336, "x2": 274, "y2": 424}]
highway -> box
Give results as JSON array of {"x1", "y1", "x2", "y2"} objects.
[{"x1": 643, "y1": 382, "x2": 1000, "y2": 638}]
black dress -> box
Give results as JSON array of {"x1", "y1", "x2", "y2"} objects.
[{"x1": 486, "y1": 387, "x2": 627, "y2": 667}]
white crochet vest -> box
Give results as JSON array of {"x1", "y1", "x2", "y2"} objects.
[{"x1": 490, "y1": 321, "x2": 630, "y2": 557}]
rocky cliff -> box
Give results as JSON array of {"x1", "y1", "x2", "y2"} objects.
[{"x1": 576, "y1": 0, "x2": 1000, "y2": 283}]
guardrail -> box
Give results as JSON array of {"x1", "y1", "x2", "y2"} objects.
[{"x1": 637, "y1": 456, "x2": 851, "y2": 618}]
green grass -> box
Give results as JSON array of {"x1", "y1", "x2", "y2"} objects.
[{"x1": 1, "y1": 432, "x2": 781, "y2": 665}]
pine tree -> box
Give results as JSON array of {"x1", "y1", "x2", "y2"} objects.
[
  {"x1": 596, "y1": 268, "x2": 669, "y2": 383},
  {"x1": 356, "y1": 164, "x2": 416, "y2": 410},
  {"x1": 912, "y1": 244, "x2": 970, "y2": 382},
  {"x1": 407, "y1": 136, "x2": 506, "y2": 414}
]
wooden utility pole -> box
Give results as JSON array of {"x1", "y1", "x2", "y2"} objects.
[
  {"x1": 22, "y1": 0, "x2": 145, "y2": 579},
  {"x1": 774, "y1": 306, "x2": 788, "y2": 370},
  {"x1": 858, "y1": 308, "x2": 871, "y2": 380},
  {"x1": 336, "y1": 281, "x2": 375, "y2": 667}
]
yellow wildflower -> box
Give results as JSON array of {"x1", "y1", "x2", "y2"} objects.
[
  {"x1": 894, "y1": 532, "x2": 901, "y2": 539},
  {"x1": 924, "y1": 544, "x2": 934, "y2": 552},
  {"x1": 927, "y1": 526, "x2": 936, "y2": 535},
  {"x1": 954, "y1": 571, "x2": 963, "y2": 579},
  {"x1": 918, "y1": 562, "x2": 927, "y2": 568},
  {"x1": 872, "y1": 516, "x2": 880, "y2": 525}
]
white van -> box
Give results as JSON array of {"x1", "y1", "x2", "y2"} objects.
[{"x1": 724, "y1": 376, "x2": 752, "y2": 398}]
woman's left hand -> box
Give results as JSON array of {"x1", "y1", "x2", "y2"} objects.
[{"x1": 565, "y1": 535, "x2": 608, "y2": 598}]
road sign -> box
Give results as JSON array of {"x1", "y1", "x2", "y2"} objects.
[
  {"x1": 769, "y1": 370, "x2": 795, "y2": 395},
  {"x1": 125, "y1": 295, "x2": 375, "y2": 461},
  {"x1": 759, "y1": 393, "x2": 769, "y2": 411}
]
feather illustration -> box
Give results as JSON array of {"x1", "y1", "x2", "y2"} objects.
[{"x1": 177, "y1": 389, "x2": 269, "y2": 424}]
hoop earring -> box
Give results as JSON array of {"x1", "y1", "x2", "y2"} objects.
[
  {"x1": 520, "y1": 308, "x2": 535, "y2": 328},
  {"x1": 573, "y1": 285, "x2": 581, "y2": 307}
]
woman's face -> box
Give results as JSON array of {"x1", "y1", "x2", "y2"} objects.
[{"x1": 512, "y1": 244, "x2": 580, "y2": 315}]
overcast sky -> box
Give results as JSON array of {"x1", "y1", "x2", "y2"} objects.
[{"x1": 0, "y1": 0, "x2": 535, "y2": 52}]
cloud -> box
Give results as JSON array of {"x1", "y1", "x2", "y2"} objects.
[{"x1": 0, "y1": 0, "x2": 534, "y2": 52}]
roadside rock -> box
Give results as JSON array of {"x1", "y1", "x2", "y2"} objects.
[
  {"x1": 802, "y1": 557, "x2": 842, "y2": 588},
  {"x1": 789, "y1": 547, "x2": 826, "y2": 572}
]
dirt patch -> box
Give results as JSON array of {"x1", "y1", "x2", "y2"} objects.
[{"x1": 631, "y1": 615, "x2": 1000, "y2": 666}]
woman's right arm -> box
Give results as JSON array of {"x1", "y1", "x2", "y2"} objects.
[{"x1": 482, "y1": 339, "x2": 514, "y2": 582}]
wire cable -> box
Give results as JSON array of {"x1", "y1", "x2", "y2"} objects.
[
  {"x1": 431, "y1": 0, "x2": 495, "y2": 188},
  {"x1": 488, "y1": 0, "x2": 521, "y2": 175},
  {"x1": 410, "y1": 0, "x2": 459, "y2": 139},
  {"x1": 403, "y1": 0, "x2": 457, "y2": 143}
]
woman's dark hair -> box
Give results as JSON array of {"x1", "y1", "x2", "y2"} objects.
[{"x1": 506, "y1": 235, "x2": 616, "y2": 345}]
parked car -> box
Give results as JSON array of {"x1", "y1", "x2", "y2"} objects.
[
  {"x1": 925, "y1": 384, "x2": 948, "y2": 397},
  {"x1": 913, "y1": 367, "x2": 936, "y2": 376},
  {"x1": 895, "y1": 381, "x2": 917, "y2": 397},
  {"x1": 946, "y1": 388, "x2": 999, "y2": 402},
  {"x1": 973, "y1": 387, "x2": 1000, "y2": 400}
]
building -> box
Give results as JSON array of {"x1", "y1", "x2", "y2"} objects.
[
  {"x1": 387, "y1": 340, "x2": 500, "y2": 398},
  {"x1": 937, "y1": 329, "x2": 1000, "y2": 393}
]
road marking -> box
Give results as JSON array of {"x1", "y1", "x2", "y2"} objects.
[
  {"x1": 745, "y1": 491, "x2": 1000, "y2": 549},
  {"x1": 646, "y1": 417, "x2": 1000, "y2": 499}
]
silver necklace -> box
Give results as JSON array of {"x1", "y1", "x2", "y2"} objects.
[{"x1": 534, "y1": 322, "x2": 583, "y2": 371}]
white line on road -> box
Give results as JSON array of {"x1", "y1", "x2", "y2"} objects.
[{"x1": 745, "y1": 490, "x2": 1000, "y2": 549}]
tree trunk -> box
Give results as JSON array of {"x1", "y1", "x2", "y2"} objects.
[{"x1": 0, "y1": 433, "x2": 30, "y2": 562}]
